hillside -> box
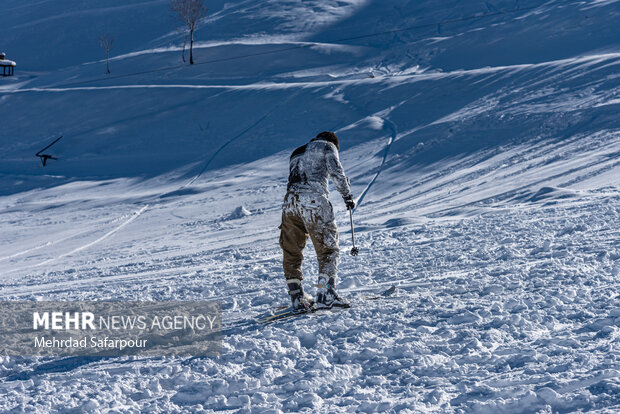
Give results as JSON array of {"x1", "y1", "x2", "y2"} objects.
[{"x1": 1, "y1": 0, "x2": 619, "y2": 412}]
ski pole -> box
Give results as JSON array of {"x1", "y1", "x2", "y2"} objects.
[{"x1": 349, "y1": 208, "x2": 359, "y2": 256}]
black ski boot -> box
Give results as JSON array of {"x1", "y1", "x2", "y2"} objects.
[
  {"x1": 316, "y1": 275, "x2": 350, "y2": 309},
  {"x1": 288, "y1": 279, "x2": 314, "y2": 311}
]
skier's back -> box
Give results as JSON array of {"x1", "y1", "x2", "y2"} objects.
[{"x1": 279, "y1": 131, "x2": 355, "y2": 310}]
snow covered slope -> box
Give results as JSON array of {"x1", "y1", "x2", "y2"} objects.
[{"x1": 1, "y1": 0, "x2": 619, "y2": 412}]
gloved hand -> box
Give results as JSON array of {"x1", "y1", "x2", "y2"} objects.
[{"x1": 344, "y1": 195, "x2": 355, "y2": 210}]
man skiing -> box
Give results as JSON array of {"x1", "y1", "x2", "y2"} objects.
[{"x1": 279, "y1": 131, "x2": 355, "y2": 310}]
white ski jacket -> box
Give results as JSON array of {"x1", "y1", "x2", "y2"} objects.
[{"x1": 286, "y1": 138, "x2": 352, "y2": 200}]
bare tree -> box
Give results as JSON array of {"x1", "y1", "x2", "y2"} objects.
[
  {"x1": 170, "y1": 0, "x2": 207, "y2": 65},
  {"x1": 99, "y1": 34, "x2": 114, "y2": 74},
  {"x1": 175, "y1": 27, "x2": 188, "y2": 63}
]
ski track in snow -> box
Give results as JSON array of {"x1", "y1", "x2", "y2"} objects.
[
  {"x1": 0, "y1": 205, "x2": 149, "y2": 277},
  {"x1": 354, "y1": 117, "x2": 397, "y2": 211},
  {"x1": 35, "y1": 205, "x2": 150, "y2": 267}
]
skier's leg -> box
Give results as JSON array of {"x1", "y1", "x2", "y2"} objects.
[
  {"x1": 279, "y1": 211, "x2": 313, "y2": 309},
  {"x1": 308, "y1": 217, "x2": 340, "y2": 280},
  {"x1": 304, "y1": 197, "x2": 349, "y2": 308},
  {"x1": 303, "y1": 197, "x2": 339, "y2": 278},
  {"x1": 279, "y1": 211, "x2": 307, "y2": 281}
]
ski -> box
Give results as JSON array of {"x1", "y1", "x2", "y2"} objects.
[
  {"x1": 258, "y1": 285, "x2": 396, "y2": 324},
  {"x1": 258, "y1": 305, "x2": 354, "y2": 325},
  {"x1": 257, "y1": 306, "x2": 316, "y2": 324},
  {"x1": 267, "y1": 284, "x2": 396, "y2": 310},
  {"x1": 360, "y1": 284, "x2": 396, "y2": 300}
]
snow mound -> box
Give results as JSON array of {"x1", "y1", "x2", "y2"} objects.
[{"x1": 226, "y1": 206, "x2": 252, "y2": 220}]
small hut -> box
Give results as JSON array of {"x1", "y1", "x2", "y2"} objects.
[{"x1": 0, "y1": 53, "x2": 16, "y2": 76}]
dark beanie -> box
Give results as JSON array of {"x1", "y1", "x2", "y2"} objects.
[{"x1": 315, "y1": 131, "x2": 339, "y2": 150}]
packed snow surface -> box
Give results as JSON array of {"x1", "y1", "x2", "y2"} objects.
[{"x1": 1, "y1": 0, "x2": 619, "y2": 412}]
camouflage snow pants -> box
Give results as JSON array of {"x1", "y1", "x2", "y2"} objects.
[{"x1": 279, "y1": 191, "x2": 339, "y2": 282}]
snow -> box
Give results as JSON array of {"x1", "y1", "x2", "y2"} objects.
[
  {"x1": 1, "y1": 0, "x2": 619, "y2": 412},
  {"x1": 227, "y1": 206, "x2": 252, "y2": 220}
]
